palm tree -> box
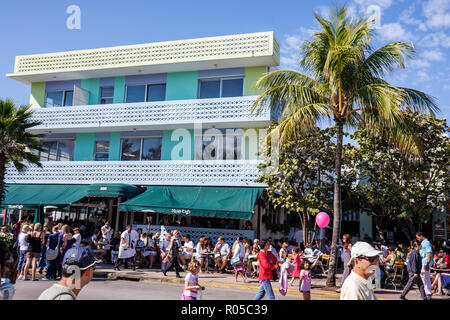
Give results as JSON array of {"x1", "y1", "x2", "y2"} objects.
[
  {"x1": 252, "y1": 7, "x2": 439, "y2": 287},
  {"x1": 0, "y1": 99, "x2": 43, "y2": 207}
]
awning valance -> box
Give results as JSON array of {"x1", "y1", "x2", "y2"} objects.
[
  {"x1": 87, "y1": 184, "x2": 144, "y2": 198},
  {"x1": 1, "y1": 184, "x2": 91, "y2": 208},
  {"x1": 119, "y1": 186, "x2": 265, "y2": 220}
]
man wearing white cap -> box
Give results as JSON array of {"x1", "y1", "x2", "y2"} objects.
[{"x1": 340, "y1": 241, "x2": 381, "y2": 300}]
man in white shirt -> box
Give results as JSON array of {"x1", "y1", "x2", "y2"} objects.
[
  {"x1": 179, "y1": 234, "x2": 194, "y2": 268},
  {"x1": 72, "y1": 228, "x2": 82, "y2": 247},
  {"x1": 214, "y1": 237, "x2": 230, "y2": 273},
  {"x1": 340, "y1": 241, "x2": 381, "y2": 300},
  {"x1": 114, "y1": 225, "x2": 136, "y2": 271}
]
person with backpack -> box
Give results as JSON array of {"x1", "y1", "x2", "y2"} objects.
[
  {"x1": 38, "y1": 246, "x2": 98, "y2": 300},
  {"x1": 43, "y1": 226, "x2": 60, "y2": 281}
]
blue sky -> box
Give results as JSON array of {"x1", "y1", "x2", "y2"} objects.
[{"x1": 0, "y1": 0, "x2": 449, "y2": 121}]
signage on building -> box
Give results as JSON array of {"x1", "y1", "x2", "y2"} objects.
[{"x1": 171, "y1": 208, "x2": 191, "y2": 215}]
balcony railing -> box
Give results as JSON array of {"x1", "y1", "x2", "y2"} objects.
[
  {"x1": 27, "y1": 96, "x2": 270, "y2": 133},
  {"x1": 8, "y1": 32, "x2": 280, "y2": 84},
  {"x1": 5, "y1": 160, "x2": 265, "y2": 187}
]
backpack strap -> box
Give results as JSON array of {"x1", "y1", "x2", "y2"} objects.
[{"x1": 52, "y1": 291, "x2": 76, "y2": 300}]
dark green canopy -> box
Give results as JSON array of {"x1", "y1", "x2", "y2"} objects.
[
  {"x1": 87, "y1": 184, "x2": 144, "y2": 198},
  {"x1": 119, "y1": 186, "x2": 265, "y2": 219},
  {"x1": 1, "y1": 184, "x2": 91, "y2": 208}
]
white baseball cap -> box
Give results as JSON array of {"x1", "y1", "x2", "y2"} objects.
[{"x1": 351, "y1": 241, "x2": 382, "y2": 259}]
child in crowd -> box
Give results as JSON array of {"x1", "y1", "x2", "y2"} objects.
[
  {"x1": 279, "y1": 242, "x2": 289, "y2": 263},
  {"x1": 289, "y1": 247, "x2": 301, "y2": 286},
  {"x1": 181, "y1": 260, "x2": 205, "y2": 300},
  {"x1": 299, "y1": 256, "x2": 321, "y2": 300}
]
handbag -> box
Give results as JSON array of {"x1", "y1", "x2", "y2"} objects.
[
  {"x1": 230, "y1": 256, "x2": 241, "y2": 267},
  {"x1": 46, "y1": 235, "x2": 60, "y2": 261}
]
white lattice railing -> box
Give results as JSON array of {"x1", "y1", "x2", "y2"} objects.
[
  {"x1": 5, "y1": 160, "x2": 265, "y2": 187},
  {"x1": 28, "y1": 96, "x2": 269, "y2": 133},
  {"x1": 133, "y1": 225, "x2": 255, "y2": 246},
  {"x1": 9, "y1": 32, "x2": 279, "y2": 78}
]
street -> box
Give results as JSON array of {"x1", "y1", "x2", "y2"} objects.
[{"x1": 12, "y1": 277, "x2": 336, "y2": 300}]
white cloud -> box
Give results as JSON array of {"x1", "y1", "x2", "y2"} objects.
[
  {"x1": 422, "y1": 0, "x2": 450, "y2": 29},
  {"x1": 422, "y1": 49, "x2": 445, "y2": 61},
  {"x1": 377, "y1": 22, "x2": 415, "y2": 42},
  {"x1": 280, "y1": 28, "x2": 317, "y2": 70},
  {"x1": 419, "y1": 32, "x2": 450, "y2": 48},
  {"x1": 353, "y1": 0, "x2": 393, "y2": 9},
  {"x1": 417, "y1": 70, "x2": 431, "y2": 82}
]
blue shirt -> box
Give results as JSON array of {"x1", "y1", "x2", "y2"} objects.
[
  {"x1": 419, "y1": 238, "x2": 433, "y2": 267},
  {"x1": 47, "y1": 233, "x2": 60, "y2": 250}
]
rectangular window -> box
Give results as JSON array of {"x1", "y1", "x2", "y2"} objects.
[
  {"x1": 198, "y1": 80, "x2": 220, "y2": 99},
  {"x1": 100, "y1": 86, "x2": 114, "y2": 104},
  {"x1": 126, "y1": 85, "x2": 146, "y2": 103},
  {"x1": 120, "y1": 138, "x2": 141, "y2": 160},
  {"x1": 120, "y1": 137, "x2": 162, "y2": 161},
  {"x1": 221, "y1": 78, "x2": 244, "y2": 97},
  {"x1": 194, "y1": 129, "x2": 243, "y2": 160},
  {"x1": 141, "y1": 138, "x2": 162, "y2": 160},
  {"x1": 94, "y1": 141, "x2": 110, "y2": 161},
  {"x1": 45, "y1": 90, "x2": 73, "y2": 107},
  {"x1": 146, "y1": 84, "x2": 166, "y2": 102},
  {"x1": 39, "y1": 140, "x2": 74, "y2": 161},
  {"x1": 126, "y1": 84, "x2": 166, "y2": 103},
  {"x1": 198, "y1": 77, "x2": 243, "y2": 99}
]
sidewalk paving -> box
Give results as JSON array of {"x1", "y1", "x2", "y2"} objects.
[{"x1": 94, "y1": 264, "x2": 450, "y2": 300}]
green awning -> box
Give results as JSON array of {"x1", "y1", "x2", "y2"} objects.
[
  {"x1": 1, "y1": 184, "x2": 91, "y2": 208},
  {"x1": 87, "y1": 184, "x2": 144, "y2": 198},
  {"x1": 119, "y1": 186, "x2": 265, "y2": 219}
]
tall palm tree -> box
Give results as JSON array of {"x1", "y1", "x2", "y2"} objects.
[
  {"x1": 252, "y1": 7, "x2": 439, "y2": 286},
  {"x1": 0, "y1": 99, "x2": 43, "y2": 207}
]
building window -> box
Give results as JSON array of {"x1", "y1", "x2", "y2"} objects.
[
  {"x1": 198, "y1": 78, "x2": 243, "y2": 99},
  {"x1": 100, "y1": 87, "x2": 114, "y2": 104},
  {"x1": 126, "y1": 84, "x2": 166, "y2": 103},
  {"x1": 194, "y1": 129, "x2": 243, "y2": 160},
  {"x1": 45, "y1": 90, "x2": 74, "y2": 107},
  {"x1": 39, "y1": 140, "x2": 74, "y2": 161},
  {"x1": 120, "y1": 137, "x2": 162, "y2": 161},
  {"x1": 94, "y1": 141, "x2": 110, "y2": 161}
]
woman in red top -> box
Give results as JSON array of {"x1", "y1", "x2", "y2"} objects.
[{"x1": 253, "y1": 239, "x2": 279, "y2": 300}]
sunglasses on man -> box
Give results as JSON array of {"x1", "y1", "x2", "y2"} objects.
[{"x1": 357, "y1": 256, "x2": 379, "y2": 263}]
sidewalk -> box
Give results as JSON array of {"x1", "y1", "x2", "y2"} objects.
[{"x1": 94, "y1": 264, "x2": 450, "y2": 300}]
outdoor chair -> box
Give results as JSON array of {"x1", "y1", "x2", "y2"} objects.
[
  {"x1": 441, "y1": 274, "x2": 450, "y2": 296},
  {"x1": 384, "y1": 260, "x2": 406, "y2": 290}
]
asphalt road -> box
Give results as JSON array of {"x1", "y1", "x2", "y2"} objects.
[{"x1": 11, "y1": 277, "x2": 332, "y2": 300}]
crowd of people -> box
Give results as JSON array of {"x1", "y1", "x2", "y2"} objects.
[{"x1": 1, "y1": 215, "x2": 450, "y2": 300}]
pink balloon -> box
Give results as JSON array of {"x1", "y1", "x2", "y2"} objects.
[{"x1": 316, "y1": 212, "x2": 330, "y2": 229}]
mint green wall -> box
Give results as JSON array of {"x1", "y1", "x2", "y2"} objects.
[
  {"x1": 165, "y1": 72, "x2": 198, "y2": 100},
  {"x1": 113, "y1": 77, "x2": 126, "y2": 103},
  {"x1": 109, "y1": 132, "x2": 121, "y2": 161},
  {"x1": 74, "y1": 133, "x2": 95, "y2": 161},
  {"x1": 30, "y1": 82, "x2": 46, "y2": 108},
  {"x1": 244, "y1": 66, "x2": 267, "y2": 96},
  {"x1": 243, "y1": 128, "x2": 264, "y2": 160},
  {"x1": 161, "y1": 129, "x2": 194, "y2": 160},
  {"x1": 81, "y1": 78, "x2": 100, "y2": 105}
]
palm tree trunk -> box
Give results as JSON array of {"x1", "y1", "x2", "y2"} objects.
[{"x1": 326, "y1": 120, "x2": 344, "y2": 287}]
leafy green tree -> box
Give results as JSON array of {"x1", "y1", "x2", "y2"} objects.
[
  {"x1": 252, "y1": 6, "x2": 438, "y2": 286},
  {"x1": 0, "y1": 99, "x2": 43, "y2": 206},
  {"x1": 258, "y1": 125, "x2": 342, "y2": 243},
  {"x1": 350, "y1": 112, "x2": 449, "y2": 240}
]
